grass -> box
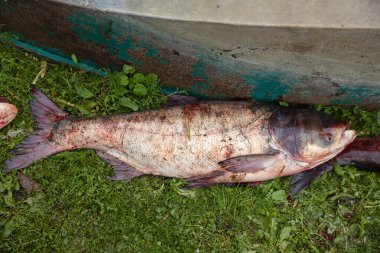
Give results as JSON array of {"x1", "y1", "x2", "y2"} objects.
[{"x1": 0, "y1": 41, "x2": 380, "y2": 252}]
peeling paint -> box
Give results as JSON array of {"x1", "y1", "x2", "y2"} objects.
[
  {"x1": 1, "y1": 0, "x2": 380, "y2": 109},
  {"x1": 242, "y1": 70, "x2": 293, "y2": 101}
]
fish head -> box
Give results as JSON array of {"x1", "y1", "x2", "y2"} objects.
[
  {"x1": 269, "y1": 108, "x2": 356, "y2": 163},
  {"x1": 0, "y1": 98, "x2": 18, "y2": 129}
]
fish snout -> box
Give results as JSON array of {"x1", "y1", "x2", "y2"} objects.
[{"x1": 343, "y1": 130, "x2": 357, "y2": 144}]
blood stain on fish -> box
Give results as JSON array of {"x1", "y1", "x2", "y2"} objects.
[
  {"x1": 222, "y1": 144, "x2": 234, "y2": 158},
  {"x1": 231, "y1": 173, "x2": 246, "y2": 182},
  {"x1": 181, "y1": 104, "x2": 199, "y2": 123}
]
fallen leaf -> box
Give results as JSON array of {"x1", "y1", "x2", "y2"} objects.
[
  {"x1": 40, "y1": 60, "x2": 47, "y2": 79},
  {"x1": 17, "y1": 173, "x2": 40, "y2": 194},
  {"x1": 6, "y1": 129, "x2": 25, "y2": 138}
]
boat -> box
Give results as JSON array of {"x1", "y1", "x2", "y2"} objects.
[{"x1": 1, "y1": 0, "x2": 379, "y2": 109}]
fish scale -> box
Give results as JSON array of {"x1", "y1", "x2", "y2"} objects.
[
  {"x1": 120, "y1": 102, "x2": 274, "y2": 177},
  {"x1": 53, "y1": 102, "x2": 274, "y2": 178}
]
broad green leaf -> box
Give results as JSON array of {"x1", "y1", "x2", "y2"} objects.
[
  {"x1": 46, "y1": 77, "x2": 54, "y2": 84},
  {"x1": 76, "y1": 105, "x2": 94, "y2": 116},
  {"x1": 81, "y1": 100, "x2": 97, "y2": 110},
  {"x1": 133, "y1": 73, "x2": 145, "y2": 82},
  {"x1": 123, "y1": 64, "x2": 135, "y2": 74},
  {"x1": 4, "y1": 194, "x2": 15, "y2": 207},
  {"x1": 279, "y1": 240, "x2": 288, "y2": 252},
  {"x1": 71, "y1": 53, "x2": 78, "y2": 64},
  {"x1": 270, "y1": 217, "x2": 277, "y2": 240},
  {"x1": 279, "y1": 227, "x2": 292, "y2": 242},
  {"x1": 119, "y1": 97, "x2": 138, "y2": 111},
  {"x1": 175, "y1": 188, "x2": 196, "y2": 198},
  {"x1": 133, "y1": 83, "x2": 147, "y2": 97},
  {"x1": 145, "y1": 73, "x2": 158, "y2": 84},
  {"x1": 271, "y1": 190, "x2": 287, "y2": 202},
  {"x1": 129, "y1": 80, "x2": 135, "y2": 89},
  {"x1": 74, "y1": 83, "x2": 94, "y2": 99},
  {"x1": 3, "y1": 222, "x2": 16, "y2": 238},
  {"x1": 334, "y1": 164, "x2": 345, "y2": 176},
  {"x1": 118, "y1": 75, "x2": 129, "y2": 86},
  {"x1": 69, "y1": 75, "x2": 77, "y2": 83}
]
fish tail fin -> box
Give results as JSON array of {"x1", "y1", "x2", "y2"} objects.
[{"x1": 4, "y1": 86, "x2": 69, "y2": 172}]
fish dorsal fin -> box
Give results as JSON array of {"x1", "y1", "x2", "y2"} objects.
[
  {"x1": 289, "y1": 164, "x2": 332, "y2": 196},
  {"x1": 96, "y1": 150, "x2": 144, "y2": 181},
  {"x1": 162, "y1": 94, "x2": 199, "y2": 108}
]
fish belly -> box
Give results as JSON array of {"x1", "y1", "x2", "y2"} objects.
[{"x1": 116, "y1": 102, "x2": 275, "y2": 178}]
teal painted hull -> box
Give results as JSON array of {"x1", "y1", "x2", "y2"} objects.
[{"x1": 1, "y1": 0, "x2": 380, "y2": 109}]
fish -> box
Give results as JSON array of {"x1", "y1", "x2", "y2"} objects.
[
  {"x1": 0, "y1": 97, "x2": 18, "y2": 129},
  {"x1": 289, "y1": 137, "x2": 380, "y2": 195},
  {"x1": 4, "y1": 86, "x2": 356, "y2": 189},
  {"x1": 334, "y1": 137, "x2": 380, "y2": 172}
]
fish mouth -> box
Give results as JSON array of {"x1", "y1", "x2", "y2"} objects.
[
  {"x1": 343, "y1": 130, "x2": 357, "y2": 145},
  {"x1": 330, "y1": 129, "x2": 356, "y2": 158}
]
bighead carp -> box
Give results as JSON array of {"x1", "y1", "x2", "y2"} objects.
[{"x1": 4, "y1": 87, "x2": 356, "y2": 189}]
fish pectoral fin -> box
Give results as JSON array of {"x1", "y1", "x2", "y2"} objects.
[
  {"x1": 96, "y1": 150, "x2": 144, "y2": 181},
  {"x1": 289, "y1": 164, "x2": 333, "y2": 196},
  {"x1": 218, "y1": 152, "x2": 282, "y2": 173}
]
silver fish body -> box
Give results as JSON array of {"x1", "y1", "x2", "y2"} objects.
[
  {"x1": 5, "y1": 87, "x2": 356, "y2": 187},
  {"x1": 54, "y1": 102, "x2": 275, "y2": 177}
]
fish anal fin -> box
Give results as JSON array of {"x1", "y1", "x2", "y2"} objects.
[
  {"x1": 223, "y1": 181, "x2": 262, "y2": 187},
  {"x1": 184, "y1": 170, "x2": 226, "y2": 188},
  {"x1": 218, "y1": 152, "x2": 282, "y2": 174},
  {"x1": 96, "y1": 150, "x2": 144, "y2": 181},
  {"x1": 289, "y1": 164, "x2": 333, "y2": 196},
  {"x1": 184, "y1": 172, "x2": 262, "y2": 189}
]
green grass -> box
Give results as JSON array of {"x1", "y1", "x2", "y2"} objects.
[{"x1": 1, "y1": 41, "x2": 380, "y2": 252}]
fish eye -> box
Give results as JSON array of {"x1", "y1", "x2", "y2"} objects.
[
  {"x1": 320, "y1": 132, "x2": 334, "y2": 142},
  {"x1": 323, "y1": 133, "x2": 333, "y2": 142}
]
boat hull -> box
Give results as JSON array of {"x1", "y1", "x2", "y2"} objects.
[{"x1": 1, "y1": 0, "x2": 379, "y2": 108}]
